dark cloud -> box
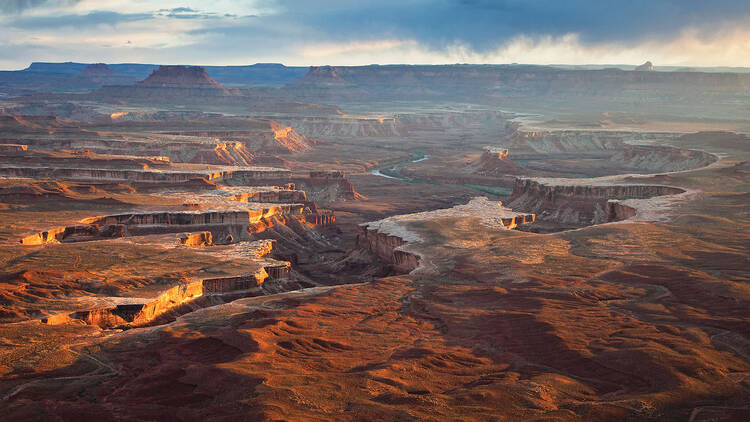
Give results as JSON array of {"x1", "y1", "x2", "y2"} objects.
[
  {"x1": 258, "y1": 0, "x2": 750, "y2": 50},
  {"x1": 168, "y1": 7, "x2": 197, "y2": 13},
  {"x1": 7, "y1": 1, "x2": 749, "y2": 50},
  {"x1": 155, "y1": 6, "x2": 218, "y2": 19},
  {"x1": 2, "y1": 0, "x2": 749, "y2": 69},
  {"x1": 9, "y1": 7, "x2": 225, "y2": 29},
  {"x1": 9, "y1": 11, "x2": 154, "y2": 28},
  {"x1": 0, "y1": 0, "x2": 81, "y2": 14}
]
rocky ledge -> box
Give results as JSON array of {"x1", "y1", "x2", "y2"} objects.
[
  {"x1": 358, "y1": 197, "x2": 534, "y2": 274},
  {"x1": 508, "y1": 177, "x2": 689, "y2": 229}
]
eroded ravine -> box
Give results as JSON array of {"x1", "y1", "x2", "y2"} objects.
[{"x1": 372, "y1": 125, "x2": 720, "y2": 234}]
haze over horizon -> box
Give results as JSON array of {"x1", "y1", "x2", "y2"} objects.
[{"x1": 2, "y1": 0, "x2": 750, "y2": 70}]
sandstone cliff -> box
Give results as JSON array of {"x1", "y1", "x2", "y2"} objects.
[
  {"x1": 471, "y1": 146, "x2": 526, "y2": 176},
  {"x1": 501, "y1": 129, "x2": 717, "y2": 175},
  {"x1": 508, "y1": 178, "x2": 686, "y2": 228},
  {"x1": 294, "y1": 171, "x2": 362, "y2": 204},
  {"x1": 357, "y1": 197, "x2": 534, "y2": 274},
  {"x1": 178, "y1": 231, "x2": 213, "y2": 246}
]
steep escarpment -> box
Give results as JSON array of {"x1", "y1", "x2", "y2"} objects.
[
  {"x1": 609, "y1": 144, "x2": 718, "y2": 172},
  {"x1": 294, "y1": 171, "x2": 362, "y2": 204},
  {"x1": 0, "y1": 166, "x2": 290, "y2": 184},
  {"x1": 280, "y1": 116, "x2": 403, "y2": 137},
  {"x1": 505, "y1": 129, "x2": 636, "y2": 155},
  {"x1": 281, "y1": 109, "x2": 509, "y2": 138},
  {"x1": 91, "y1": 65, "x2": 241, "y2": 102},
  {"x1": 19, "y1": 205, "x2": 326, "y2": 245},
  {"x1": 355, "y1": 226, "x2": 421, "y2": 273},
  {"x1": 75, "y1": 63, "x2": 135, "y2": 86},
  {"x1": 164, "y1": 121, "x2": 313, "y2": 155},
  {"x1": 357, "y1": 197, "x2": 535, "y2": 274},
  {"x1": 228, "y1": 187, "x2": 307, "y2": 203},
  {"x1": 14, "y1": 136, "x2": 275, "y2": 167},
  {"x1": 502, "y1": 128, "x2": 717, "y2": 176},
  {"x1": 270, "y1": 120, "x2": 313, "y2": 153},
  {"x1": 44, "y1": 240, "x2": 297, "y2": 329},
  {"x1": 137, "y1": 65, "x2": 225, "y2": 89},
  {"x1": 79, "y1": 63, "x2": 117, "y2": 77},
  {"x1": 508, "y1": 178, "x2": 686, "y2": 230},
  {"x1": 0, "y1": 115, "x2": 70, "y2": 133},
  {"x1": 291, "y1": 65, "x2": 750, "y2": 107},
  {"x1": 0, "y1": 147, "x2": 172, "y2": 170},
  {"x1": 178, "y1": 231, "x2": 213, "y2": 246},
  {"x1": 471, "y1": 146, "x2": 526, "y2": 176}
]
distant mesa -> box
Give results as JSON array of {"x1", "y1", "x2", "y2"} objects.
[
  {"x1": 635, "y1": 61, "x2": 654, "y2": 71},
  {"x1": 78, "y1": 63, "x2": 117, "y2": 76},
  {"x1": 297, "y1": 66, "x2": 354, "y2": 85},
  {"x1": 137, "y1": 65, "x2": 225, "y2": 89}
]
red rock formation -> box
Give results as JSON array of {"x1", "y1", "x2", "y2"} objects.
[
  {"x1": 52, "y1": 258, "x2": 299, "y2": 328},
  {"x1": 472, "y1": 146, "x2": 526, "y2": 176},
  {"x1": 269, "y1": 120, "x2": 313, "y2": 153},
  {"x1": 304, "y1": 210, "x2": 336, "y2": 226},
  {"x1": 201, "y1": 274, "x2": 265, "y2": 294},
  {"x1": 0, "y1": 166, "x2": 291, "y2": 184},
  {"x1": 0, "y1": 115, "x2": 69, "y2": 133},
  {"x1": 21, "y1": 206, "x2": 307, "y2": 245},
  {"x1": 21, "y1": 224, "x2": 126, "y2": 245},
  {"x1": 0, "y1": 144, "x2": 27, "y2": 152},
  {"x1": 229, "y1": 189, "x2": 307, "y2": 203},
  {"x1": 500, "y1": 129, "x2": 716, "y2": 175},
  {"x1": 508, "y1": 178, "x2": 686, "y2": 228},
  {"x1": 356, "y1": 225, "x2": 420, "y2": 273},
  {"x1": 609, "y1": 144, "x2": 717, "y2": 172},
  {"x1": 137, "y1": 65, "x2": 224, "y2": 89},
  {"x1": 165, "y1": 121, "x2": 312, "y2": 155},
  {"x1": 295, "y1": 171, "x2": 362, "y2": 203},
  {"x1": 263, "y1": 262, "x2": 292, "y2": 279},
  {"x1": 178, "y1": 231, "x2": 213, "y2": 247},
  {"x1": 280, "y1": 115, "x2": 404, "y2": 137},
  {"x1": 605, "y1": 200, "x2": 638, "y2": 222}
]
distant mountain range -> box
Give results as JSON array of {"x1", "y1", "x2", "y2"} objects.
[{"x1": 18, "y1": 62, "x2": 309, "y2": 87}]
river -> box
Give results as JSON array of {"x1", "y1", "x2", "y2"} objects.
[{"x1": 371, "y1": 154, "x2": 429, "y2": 181}]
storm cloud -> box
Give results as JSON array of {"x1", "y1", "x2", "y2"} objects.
[
  {"x1": 1, "y1": 0, "x2": 749, "y2": 68},
  {"x1": 262, "y1": 0, "x2": 750, "y2": 50},
  {"x1": 0, "y1": 0, "x2": 81, "y2": 14}
]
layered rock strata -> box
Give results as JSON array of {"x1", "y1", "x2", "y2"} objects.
[
  {"x1": 42, "y1": 239, "x2": 294, "y2": 328},
  {"x1": 136, "y1": 66, "x2": 225, "y2": 89},
  {"x1": 0, "y1": 166, "x2": 290, "y2": 183},
  {"x1": 178, "y1": 231, "x2": 213, "y2": 246},
  {"x1": 229, "y1": 188, "x2": 307, "y2": 203},
  {"x1": 503, "y1": 129, "x2": 717, "y2": 174},
  {"x1": 21, "y1": 206, "x2": 300, "y2": 245},
  {"x1": 21, "y1": 204, "x2": 336, "y2": 245},
  {"x1": 472, "y1": 146, "x2": 526, "y2": 176},
  {"x1": 508, "y1": 177, "x2": 687, "y2": 228},
  {"x1": 358, "y1": 197, "x2": 534, "y2": 274},
  {"x1": 294, "y1": 171, "x2": 361, "y2": 203}
]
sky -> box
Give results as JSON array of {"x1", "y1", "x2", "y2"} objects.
[{"x1": 2, "y1": 0, "x2": 750, "y2": 69}]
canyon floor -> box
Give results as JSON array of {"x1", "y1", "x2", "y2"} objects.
[{"x1": 0, "y1": 64, "x2": 749, "y2": 421}]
